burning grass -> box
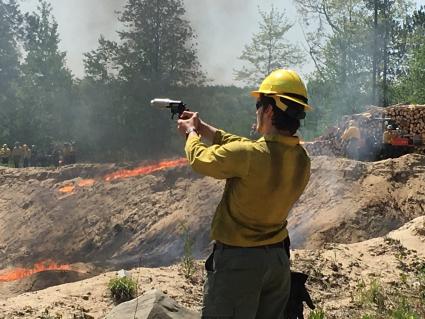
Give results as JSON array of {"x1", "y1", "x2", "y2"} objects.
[
  {"x1": 103, "y1": 158, "x2": 187, "y2": 182},
  {"x1": 0, "y1": 260, "x2": 72, "y2": 282},
  {"x1": 58, "y1": 159, "x2": 187, "y2": 195}
]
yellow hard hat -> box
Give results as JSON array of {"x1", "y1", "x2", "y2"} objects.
[{"x1": 251, "y1": 69, "x2": 312, "y2": 111}]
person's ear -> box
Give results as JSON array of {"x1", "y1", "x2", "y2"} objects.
[{"x1": 264, "y1": 105, "x2": 273, "y2": 117}]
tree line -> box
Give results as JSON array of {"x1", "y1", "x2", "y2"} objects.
[
  {"x1": 0, "y1": 0, "x2": 424, "y2": 161},
  {"x1": 293, "y1": 0, "x2": 425, "y2": 136}
]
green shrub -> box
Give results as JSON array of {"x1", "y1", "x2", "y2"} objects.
[
  {"x1": 308, "y1": 308, "x2": 326, "y2": 319},
  {"x1": 390, "y1": 298, "x2": 420, "y2": 319},
  {"x1": 108, "y1": 276, "x2": 137, "y2": 303},
  {"x1": 179, "y1": 222, "x2": 196, "y2": 280},
  {"x1": 356, "y1": 279, "x2": 386, "y2": 311}
]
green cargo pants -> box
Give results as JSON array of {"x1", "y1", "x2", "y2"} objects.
[{"x1": 201, "y1": 243, "x2": 290, "y2": 319}]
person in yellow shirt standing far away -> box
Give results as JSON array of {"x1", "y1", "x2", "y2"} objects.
[
  {"x1": 0, "y1": 144, "x2": 10, "y2": 166},
  {"x1": 341, "y1": 120, "x2": 361, "y2": 160},
  {"x1": 11, "y1": 142, "x2": 23, "y2": 168},
  {"x1": 177, "y1": 69, "x2": 312, "y2": 319}
]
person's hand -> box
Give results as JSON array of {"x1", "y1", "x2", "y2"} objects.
[
  {"x1": 287, "y1": 272, "x2": 315, "y2": 319},
  {"x1": 177, "y1": 111, "x2": 201, "y2": 137}
]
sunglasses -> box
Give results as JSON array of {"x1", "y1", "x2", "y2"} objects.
[{"x1": 256, "y1": 101, "x2": 263, "y2": 110}]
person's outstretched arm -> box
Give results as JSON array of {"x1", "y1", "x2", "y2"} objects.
[{"x1": 180, "y1": 111, "x2": 252, "y2": 145}]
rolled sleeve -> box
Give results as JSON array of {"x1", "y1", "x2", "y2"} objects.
[{"x1": 185, "y1": 135, "x2": 251, "y2": 179}]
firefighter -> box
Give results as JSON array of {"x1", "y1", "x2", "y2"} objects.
[
  {"x1": 178, "y1": 69, "x2": 314, "y2": 318},
  {"x1": 31, "y1": 145, "x2": 38, "y2": 167},
  {"x1": 11, "y1": 142, "x2": 23, "y2": 168},
  {"x1": 383, "y1": 125, "x2": 395, "y2": 145},
  {"x1": 0, "y1": 144, "x2": 10, "y2": 165},
  {"x1": 342, "y1": 120, "x2": 361, "y2": 160},
  {"x1": 22, "y1": 144, "x2": 31, "y2": 167}
]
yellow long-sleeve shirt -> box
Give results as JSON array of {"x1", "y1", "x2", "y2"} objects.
[
  {"x1": 185, "y1": 130, "x2": 311, "y2": 247},
  {"x1": 341, "y1": 126, "x2": 361, "y2": 141}
]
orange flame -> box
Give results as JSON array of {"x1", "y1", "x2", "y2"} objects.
[
  {"x1": 104, "y1": 158, "x2": 187, "y2": 182},
  {"x1": 0, "y1": 260, "x2": 71, "y2": 282},
  {"x1": 58, "y1": 159, "x2": 186, "y2": 193},
  {"x1": 58, "y1": 185, "x2": 75, "y2": 194},
  {"x1": 77, "y1": 179, "x2": 96, "y2": 187},
  {"x1": 58, "y1": 179, "x2": 96, "y2": 194}
]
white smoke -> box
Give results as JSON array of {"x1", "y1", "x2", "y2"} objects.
[{"x1": 19, "y1": 0, "x2": 313, "y2": 84}]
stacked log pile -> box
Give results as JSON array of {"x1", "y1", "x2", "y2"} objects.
[
  {"x1": 304, "y1": 104, "x2": 425, "y2": 158},
  {"x1": 384, "y1": 105, "x2": 425, "y2": 136},
  {"x1": 383, "y1": 105, "x2": 425, "y2": 156}
]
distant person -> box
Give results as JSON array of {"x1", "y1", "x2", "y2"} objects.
[
  {"x1": 0, "y1": 144, "x2": 10, "y2": 165},
  {"x1": 342, "y1": 120, "x2": 361, "y2": 160},
  {"x1": 383, "y1": 125, "x2": 395, "y2": 145},
  {"x1": 31, "y1": 145, "x2": 38, "y2": 166},
  {"x1": 0, "y1": 146, "x2": 4, "y2": 165},
  {"x1": 22, "y1": 144, "x2": 31, "y2": 168},
  {"x1": 37, "y1": 147, "x2": 50, "y2": 167},
  {"x1": 381, "y1": 124, "x2": 395, "y2": 159},
  {"x1": 11, "y1": 142, "x2": 23, "y2": 168},
  {"x1": 177, "y1": 69, "x2": 313, "y2": 318}
]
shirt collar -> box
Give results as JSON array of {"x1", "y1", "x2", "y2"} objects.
[{"x1": 260, "y1": 134, "x2": 300, "y2": 146}]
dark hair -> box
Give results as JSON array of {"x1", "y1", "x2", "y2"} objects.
[{"x1": 259, "y1": 95, "x2": 302, "y2": 135}]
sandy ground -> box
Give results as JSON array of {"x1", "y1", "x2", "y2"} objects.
[
  {"x1": 0, "y1": 154, "x2": 424, "y2": 317},
  {"x1": 0, "y1": 216, "x2": 423, "y2": 318},
  {"x1": 289, "y1": 154, "x2": 425, "y2": 248},
  {"x1": 0, "y1": 155, "x2": 423, "y2": 271}
]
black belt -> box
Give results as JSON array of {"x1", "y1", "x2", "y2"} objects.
[
  {"x1": 215, "y1": 240, "x2": 285, "y2": 250},
  {"x1": 214, "y1": 237, "x2": 291, "y2": 258}
]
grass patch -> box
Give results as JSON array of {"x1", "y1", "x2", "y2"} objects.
[
  {"x1": 108, "y1": 276, "x2": 137, "y2": 304},
  {"x1": 308, "y1": 308, "x2": 326, "y2": 319},
  {"x1": 352, "y1": 266, "x2": 425, "y2": 319},
  {"x1": 179, "y1": 222, "x2": 196, "y2": 280}
]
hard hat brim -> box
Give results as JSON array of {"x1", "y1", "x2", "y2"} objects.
[
  {"x1": 251, "y1": 90, "x2": 276, "y2": 97},
  {"x1": 251, "y1": 90, "x2": 313, "y2": 111}
]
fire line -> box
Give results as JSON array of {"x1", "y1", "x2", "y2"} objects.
[
  {"x1": 57, "y1": 159, "x2": 187, "y2": 194},
  {"x1": 0, "y1": 260, "x2": 72, "y2": 282},
  {"x1": 103, "y1": 158, "x2": 187, "y2": 182}
]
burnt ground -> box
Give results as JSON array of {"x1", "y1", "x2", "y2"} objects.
[{"x1": 0, "y1": 154, "x2": 424, "y2": 303}]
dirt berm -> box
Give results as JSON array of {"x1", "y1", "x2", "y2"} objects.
[{"x1": 0, "y1": 154, "x2": 424, "y2": 271}]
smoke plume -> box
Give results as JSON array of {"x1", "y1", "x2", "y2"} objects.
[{"x1": 20, "y1": 0, "x2": 310, "y2": 84}]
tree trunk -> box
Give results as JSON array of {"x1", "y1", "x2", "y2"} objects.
[
  {"x1": 372, "y1": 0, "x2": 378, "y2": 105},
  {"x1": 382, "y1": 0, "x2": 389, "y2": 107}
]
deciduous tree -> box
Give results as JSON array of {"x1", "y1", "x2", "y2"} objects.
[{"x1": 234, "y1": 6, "x2": 305, "y2": 87}]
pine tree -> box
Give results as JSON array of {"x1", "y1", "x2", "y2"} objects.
[
  {"x1": 82, "y1": 0, "x2": 205, "y2": 159},
  {"x1": 116, "y1": 0, "x2": 204, "y2": 87},
  {"x1": 0, "y1": 0, "x2": 23, "y2": 141},
  {"x1": 19, "y1": 0, "x2": 75, "y2": 144}
]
